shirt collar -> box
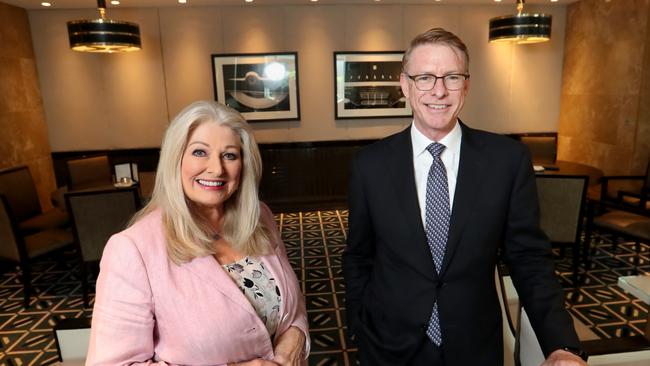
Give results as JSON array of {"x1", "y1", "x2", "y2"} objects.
[{"x1": 411, "y1": 120, "x2": 462, "y2": 157}]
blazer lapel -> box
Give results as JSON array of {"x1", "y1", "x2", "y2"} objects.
[
  {"x1": 185, "y1": 255, "x2": 259, "y2": 317},
  {"x1": 386, "y1": 127, "x2": 437, "y2": 281},
  {"x1": 440, "y1": 123, "x2": 487, "y2": 275}
]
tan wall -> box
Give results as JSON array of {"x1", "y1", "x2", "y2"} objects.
[
  {"x1": 558, "y1": 0, "x2": 650, "y2": 175},
  {"x1": 27, "y1": 3, "x2": 567, "y2": 151},
  {"x1": 0, "y1": 1, "x2": 56, "y2": 210}
]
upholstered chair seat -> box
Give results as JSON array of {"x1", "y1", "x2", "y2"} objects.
[
  {"x1": 19, "y1": 209, "x2": 70, "y2": 234},
  {"x1": 23, "y1": 228, "x2": 73, "y2": 258},
  {"x1": 593, "y1": 211, "x2": 650, "y2": 240}
]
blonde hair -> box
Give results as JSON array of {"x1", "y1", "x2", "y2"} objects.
[
  {"x1": 402, "y1": 27, "x2": 470, "y2": 73},
  {"x1": 132, "y1": 101, "x2": 270, "y2": 264}
]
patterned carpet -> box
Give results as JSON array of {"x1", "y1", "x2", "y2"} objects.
[{"x1": 0, "y1": 209, "x2": 648, "y2": 366}]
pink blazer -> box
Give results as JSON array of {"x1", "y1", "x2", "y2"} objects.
[{"x1": 86, "y1": 204, "x2": 309, "y2": 366}]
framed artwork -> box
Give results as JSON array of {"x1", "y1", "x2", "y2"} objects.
[
  {"x1": 212, "y1": 52, "x2": 300, "y2": 122},
  {"x1": 334, "y1": 51, "x2": 411, "y2": 119}
]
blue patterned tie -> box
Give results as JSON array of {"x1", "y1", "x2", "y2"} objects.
[{"x1": 424, "y1": 142, "x2": 450, "y2": 345}]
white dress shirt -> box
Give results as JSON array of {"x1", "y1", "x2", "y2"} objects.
[{"x1": 411, "y1": 120, "x2": 462, "y2": 228}]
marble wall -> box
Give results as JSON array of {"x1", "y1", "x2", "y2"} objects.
[
  {"x1": 0, "y1": 2, "x2": 56, "y2": 210},
  {"x1": 558, "y1": 0, "x2": 650, "y2": 175}
]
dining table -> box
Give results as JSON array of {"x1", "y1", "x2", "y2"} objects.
[{"x1": 534, "y1": 160, "x2": 603, "y2": 186}]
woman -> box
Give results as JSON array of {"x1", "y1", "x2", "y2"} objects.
[{"x1": 87, "y1": 101, "x2": 309, "y2": 366}]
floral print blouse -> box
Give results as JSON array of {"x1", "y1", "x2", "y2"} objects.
[{"x1": 223, "y1": 257, "x2": 282, "y2": 338}]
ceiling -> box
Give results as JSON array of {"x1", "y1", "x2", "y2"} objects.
[{"x1": 6, "y1": 0, "x2": 578, "y2": 10}]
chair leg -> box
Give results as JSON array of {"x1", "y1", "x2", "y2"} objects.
[
  {"x1": 634, "y1": 240, "x2": 641, "y2": 274},
  {"x1": 80, "y1": 262, "x2": 89, "y2": 308},
  {"x1": 572, "y1": 242, "x2": 580, "y2": 288},
  {"x1": 20, "y1": 263, "x2": 32, "y2": 308},
  {"x1": 611, "y1": 235, "x2": 619, "y2": 251}
]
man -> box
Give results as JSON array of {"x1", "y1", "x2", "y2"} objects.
[{"x1": 342, "y1": 28, "x2": 588, "y2": 366}]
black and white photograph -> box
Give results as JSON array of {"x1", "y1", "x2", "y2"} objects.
[
  {"x1": 334, "y1": 51, "x2": 411, "y2": 119},
  {"x1": 212, "y1": 52, "x2": 300, "y2": 122}
]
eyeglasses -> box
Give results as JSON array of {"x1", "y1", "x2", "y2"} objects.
[{"x1": 405, "y1": 73, "x2": 470, "y2": 91}]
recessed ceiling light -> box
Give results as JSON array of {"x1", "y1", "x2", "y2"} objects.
[
  {"x1": 310, "y1": 0, "x2": 318, "y2": 2},
  {"x1": 178, "y1": 0, "x2": 187, "y2": 3},
  {"x1": 41, "y1": 2, "x2": 51, "y2": 6},
  {"x1": 494, "y1": 0, "x2": 502, "y2": 2},
  {"x1": 550, "y1": 0, "x2": 559, "y2": 2},
  {"x1": 111, "y1": 0, "x2": 120, "y2": 5},
  {"x1": 245, "y1": 0, "x2": 253, "y2": 3}
]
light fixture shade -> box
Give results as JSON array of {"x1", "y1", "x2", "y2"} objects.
[
  {"x1": 67, "y1": 19, "x2": 141, "y2": 52},
  {"x1": 489, "y1": 13, "x2": 552, "y2": 44},
  {"x1": 67, "y1": 0, "x2": 141, "y2": 53}
]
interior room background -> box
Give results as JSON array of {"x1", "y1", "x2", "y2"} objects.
[{"x1": 0, "y1": 0, "x2": 649, "y2": 210}]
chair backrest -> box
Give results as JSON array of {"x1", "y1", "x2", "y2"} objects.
[
  {"x1": 66, "y1": 155, "x2": 113, "y2": 190},
  {"x1": 0, "y1": 166, "x2": 42, "y2": 222},
  {"x1": 0, "y1": 195, "x2": 21, "y2": 262},
  {"x1": 138, "y1": 171, "x2": 156, "y2": 201},
  {"x1": 496, "y1": 269, "x2": 517, "y2": 366},
  {"x1": 535, "y1": 175, "x2": 588, "y2": 244},
  {"x1": 65, "y1": 187, "x2": 140, "y2": 262},
  {"x1": 518, "y1": 133, "x2": 557, "y2": 165},
  {"x1": 518, "y1": 307, "x2": 548, "y2": 366},
  {"x1": 53, "y1": 318, "x2": 91, "y2": 362}
]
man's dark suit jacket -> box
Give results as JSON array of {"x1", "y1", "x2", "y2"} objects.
[{"x1": 342, "y1": 123, "x2": 580, "y2": 365}]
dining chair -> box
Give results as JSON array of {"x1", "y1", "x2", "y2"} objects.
[
  {"x1": 535, "y1": 174, "x2": 589, "y2": 286},
  {"x1": 65, "y1": 187, "x2": 141, "y2": 307},
  {"x1": 585, "y1": 199, "x2": 650, "y2": 273},
  {"x1": 0, "y1": 166, "x2": 69, "y2": 234},
  {"x1": 0, "y1": 194, "x2": 73, "y2": 307},
  {"x1": 53, "y1": 317, "x2": 91, "y2": 363},
  {"x1": 517, "y1": 132, "x2": 558, "y2": 166},
  {"x1": 66, "y1": 155, "x2": 113, "y2": 190}
]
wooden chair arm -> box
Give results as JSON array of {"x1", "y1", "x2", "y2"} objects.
[{"x1": 599, "y1": 176, "x2": 646, "y2": 203}]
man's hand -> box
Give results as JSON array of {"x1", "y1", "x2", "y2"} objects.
[
  {"x1": 272, "y1": 326, "x2": 306, "y2": 366},
  {"x1": 541, "y1": 349, "x2": 588, "y2": 366}
]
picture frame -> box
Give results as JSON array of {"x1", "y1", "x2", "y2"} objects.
[
  {"x1": 334, "y1": 51, "x2": 411, "y2": 119},
  {"x1": 212, "y1": 52, "x2": 300, "y2": 122}
]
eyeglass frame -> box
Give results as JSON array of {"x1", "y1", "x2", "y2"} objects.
[{"x1": 404, "y1": 73, "x2": 470, "y2": 91}]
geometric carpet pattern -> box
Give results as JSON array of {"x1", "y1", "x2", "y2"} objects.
[{"x1": 0, "y1": 209, "x2": 648, "y2": 365}]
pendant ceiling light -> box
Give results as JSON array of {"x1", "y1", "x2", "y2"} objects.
[
  {"x1": 489, "y1": 0, "x2": 552, "y2": 44},
  {"x1": 67, "y1": 0, "x2": 141, "y2": 53}
]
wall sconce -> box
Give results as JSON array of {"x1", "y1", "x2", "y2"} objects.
[
  {"x1": 489, "y1": 0, "x2": 552, "y2": 44},
  {"x1": 67, "y1": 0, "x2": 141, "y2": 53}
]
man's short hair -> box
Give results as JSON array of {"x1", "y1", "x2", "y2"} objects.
[{"x1": 402, "y1": 27, "x2": 470, "y2": 73}]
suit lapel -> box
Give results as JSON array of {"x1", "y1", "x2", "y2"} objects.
[
  {"x1": 440, "y1": 123, "x2": 487, "y2": 275},
  {"x1": 386, "y1": 127, "x2": 437, "y2": 281}
]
